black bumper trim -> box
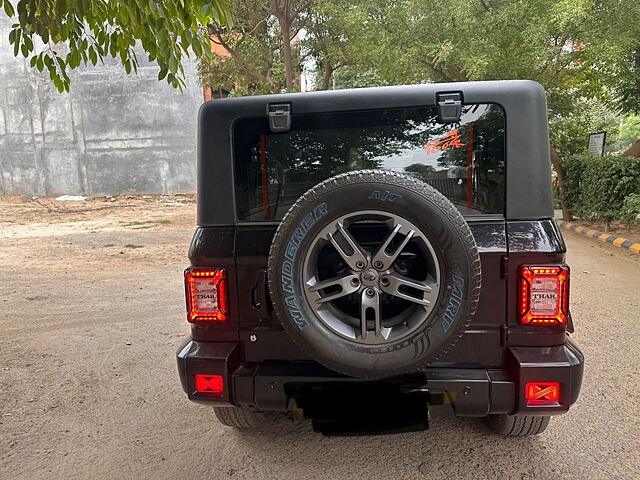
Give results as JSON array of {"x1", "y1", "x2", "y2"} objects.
[{"x1": 176, "y1": 338, "x2": 584, "y2": 416}]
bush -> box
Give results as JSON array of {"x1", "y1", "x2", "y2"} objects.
[
  {"x1": 561, "y1": 154, "x2": 640, "y2": 230},
  {"x1": 621, "y1": 193, "x2": 640, "y2": 231}
]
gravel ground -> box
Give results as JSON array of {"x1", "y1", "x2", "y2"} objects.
[{"x1": 0, "y1": 197, "x2": 639, "y2": 480}]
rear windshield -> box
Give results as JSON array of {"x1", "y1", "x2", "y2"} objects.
[{"x1": 233, "y1": 104, "x2": 505, "y2": 221}]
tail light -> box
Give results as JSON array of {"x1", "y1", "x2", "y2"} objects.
[
  {"x1": 194, "y1": 374, "x2": 224, "y2": 397},
  {"x1": 518, "y1": 265, "x2": 569, "y2": 325},
  {"x1": 525, "y1": 382, "x2": 560, "y2": 405},
  {"x1": 184, "y1": 268, "x2": 228, "y2": 322}
]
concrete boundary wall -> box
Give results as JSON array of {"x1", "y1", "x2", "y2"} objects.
[{"x1": 0, "y1": 16, "x2": 202, "y2": 196}]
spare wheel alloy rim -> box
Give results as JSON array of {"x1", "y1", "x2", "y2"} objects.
[{"x1": 302, "y1": 210, "x2": 442, "y2": 346}]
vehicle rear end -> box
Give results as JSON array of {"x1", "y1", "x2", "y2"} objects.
[{"x1": 176, "y1": 80, "x2": 584, "y2": 436}]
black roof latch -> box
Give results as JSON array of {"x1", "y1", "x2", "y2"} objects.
[
  {"x1": 436, "y1": 92, "x2": 463, "y2": 124},
  {"x1": 267, "y1": 103, "x2": 291, "y2": 133}
]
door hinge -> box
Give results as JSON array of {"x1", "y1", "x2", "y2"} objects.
[
  {"x1": 267, "y1": 103, "x2": 291, "y2": 133},
  {"x1": 436, "y1": 92, "x2": 463, "y2": 124},
  {"x1": 251, "y1": 270, "x2": 272, "y2": 322},
  {"x1": 500, "y1": 255, "x2": 509, "y2": 279}
]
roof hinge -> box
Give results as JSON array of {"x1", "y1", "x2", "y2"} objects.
[
  {"x1": 436, "y1": 92, "x2": 463, "y2": 124},
  {"x1": 267, "y1": 103, "x2": 291, "y2": 133}
]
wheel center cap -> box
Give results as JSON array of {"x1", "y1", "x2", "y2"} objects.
[{"x1": 361, "y1": 268, "x2": 379, "y2": 287}]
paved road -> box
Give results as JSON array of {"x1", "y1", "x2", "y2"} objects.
[{"x1": 1, "y1": 212, "x2": 639, "y2": 480}]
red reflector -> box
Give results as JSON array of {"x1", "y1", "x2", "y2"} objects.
[
  {"x1": 194, "y1": 374, "x2": 224, "y2": 397},
  {"x1": 518, "y1": 265, "x2": 569, "y2": 325},
  {"x1": 525, "y1": 382, "x2": 560, "y2": 405},
  {"x1": 184, "y1": 268, "x2": 228, "y2": 322}
]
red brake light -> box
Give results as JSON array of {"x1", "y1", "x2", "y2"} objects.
[
  {"x1": 194, "y1": 374, "x2": 224, "y2": 397},
  {"x1": 518, "y1": 265, "x2": 569, "y2": 325},
  {"x1": 525, "y1": 382, "x2": 560, "y2": 405},
  {"x1": 184, "y1": 268, "x2": 228, "y2": 322}
]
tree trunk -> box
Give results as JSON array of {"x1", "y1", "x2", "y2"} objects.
[
  {"x1": 320, "y1": 62, "x2": 334, "y2": 90},
  {"x1": 269, "y1": 0, "x2": 295, "y2": 92},
  {"x1": 279, "y1": 19, "x2": 294, "y2": 91},
  {"x1": 550, "y1": 146, "x2": 572, "y2": 221}
]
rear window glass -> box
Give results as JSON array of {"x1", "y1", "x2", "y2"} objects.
[{"x1": 233, "y1": 104, "x2": 505, "y2": 221}]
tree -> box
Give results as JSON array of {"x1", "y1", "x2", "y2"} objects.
[
  {"x1": 1, "y1": 0, "x2": 231, "y2": 92},
  {"x1": 404, "y1": 163, "x2": 435, "y2": 182},
  {"x1": 611, "y1": 115, "x2": 640, "y2": 153},
  {"x1": 198, "y1": 0, "x2": 368, "y2": 94},
  {"x1": 340, "y1": 0, "x2": 640, "y2": 95},
  {"x1": 547, "y1": 96, "x2": 619, "y2": 218},
  {"x1": 202, "y1": 0, "x2": 313, "y2": 94},
  {"x1": 334, "y1": 0, "x2": 640, "y2": 219}
]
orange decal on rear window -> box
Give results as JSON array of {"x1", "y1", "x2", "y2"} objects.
[{"x1": 426, "y1": 129, "x2": 465, "y2": 154}]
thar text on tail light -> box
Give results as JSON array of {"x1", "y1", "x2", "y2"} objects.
[
  {"x1": 518, "y1": 265, "x2": 570, "y2": 325},
  {"x1": 184, "y1": 268, "x2": 228, "y2": 322}
]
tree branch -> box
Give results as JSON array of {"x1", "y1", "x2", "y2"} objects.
[{"x1": 207, "y1": 29, "x2": 274, "y2": 88}]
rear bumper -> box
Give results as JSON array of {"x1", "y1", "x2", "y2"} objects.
[{"x1": 176, "y1": 338, "x2": 584, "y2": 417}]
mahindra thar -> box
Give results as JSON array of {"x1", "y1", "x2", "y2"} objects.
[{"x1": 176, "y1": 80, "x2": 584, "y2": 436}]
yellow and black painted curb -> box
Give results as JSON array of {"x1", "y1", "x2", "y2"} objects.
[{"x1": 556, "y1": 220, "x2": 640, "y2": 254}]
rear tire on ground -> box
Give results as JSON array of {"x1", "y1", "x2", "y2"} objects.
[
  {"x1": 213, "y1": 406, "x2": 280, "y2": 429},
  {"x1": 487, "y1": 414, "x2": 550, "y2": 437}
]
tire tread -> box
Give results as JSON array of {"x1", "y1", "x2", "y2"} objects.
[
  {"x1": 214, "y1": 406, "x2": 266, "y2": 429},
  {"x1": 487, "y1": 414, "x2": 550, "y2": 437}
]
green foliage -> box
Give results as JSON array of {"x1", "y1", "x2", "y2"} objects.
[
  {"x1": 198, "y1": 1, "x2": 285, "y2": 95},
  {"x1": 331, "y1": 66, "x2": 385, "y2": 90},
  {"x1": 609, "y1": 115, "x2": 640, "y2": 153},
  {"x1": 561, "y1": 154, "x2": 640, "y2": 228},
  {"x1": 1, "y1": 0, "x2": 231, "y2": 92},
  {"x1": 613, "y1": 47, "x2": 640, "y2": 114},
  {"x1": 200, "y1": 0, "x2": 313, "y2": 94},
  {"x1": 342, "y1": 0, "x2": 639, "y2": 94},
  {"x1": 621, "y1": 193, "x2": 640, "y2": 230},
  {"x1": 548, "y1": 97, "x2": 618, "y2": 157},
  {"x1": 560, "y1": 154, "x2": 585, "y2": 214},
  {"x1": 404, "y1": 163, "x2": 436, "y2": 182}
]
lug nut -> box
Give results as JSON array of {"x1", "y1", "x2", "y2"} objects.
[
  {"x1": 350, "y1": 278, "x2": 360, "y2": 287},
  {"x1": 355, "y1": 261, "x2": 365, "y2": 269},
  {"x1": 380, "y1": 277, "x2": 390, "y2": 287},
  {"x1": 365, "y1": 288, "x2": 375, "y2": 297},
  {"x1": 373, "y1": 260, "x2": 384, "y2": 269}
]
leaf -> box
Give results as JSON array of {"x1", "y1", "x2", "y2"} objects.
[
  {"x1": 88, "y1": 47, "x2": 97, "y2": 65},
  {"x1": 168, "y1": 54, "x2": 178, "y2": 74},
  {"x1": 200, "y1": 3, "x2": 212, "y2": 17},
  {"x1": 3, "y1": 0, "x2": 14, "y2": 17},
  {"x1": 157, "y1": 64, "x2": 168, "y2": 81},
  {"x1": 23, "y1": 35, "x2": 33, "y2": 52},
  {"x1": 191, "y1": 37, "x2": 203, "y2": 58}
]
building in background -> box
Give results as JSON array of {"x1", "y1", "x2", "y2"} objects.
[{"x1": 0, "y1": 16, "x2": 201, "y2": 197}]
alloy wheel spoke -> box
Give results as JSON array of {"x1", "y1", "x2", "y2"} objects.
[
  {"x1": 379, "y1": 271, "x2": 438, "y2": 308},
  {"x1": 372, "y1": 223, "x2": 415, "y2": 270},
  {"x1": 360, "y1": 289, "x2": 381, "y2": 339},
  {"x1": 308, "y1": 273, "x2": 360, "y2": 304},
  {"x1": 327, "y1": 221, "x2": 368, "y2": 270}
]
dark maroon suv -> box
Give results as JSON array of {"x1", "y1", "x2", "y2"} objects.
[{"x1": 176, "y1": 80, "x2": 584, "y2": 436}]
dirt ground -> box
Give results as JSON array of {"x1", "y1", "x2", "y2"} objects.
[{"x1": 1, "y1": 196, "x2": 639, "y2": 480}]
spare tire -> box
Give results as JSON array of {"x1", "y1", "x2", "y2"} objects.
[{"x1": 267, "y1": 170, "x2": 481, "y2": 379}]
